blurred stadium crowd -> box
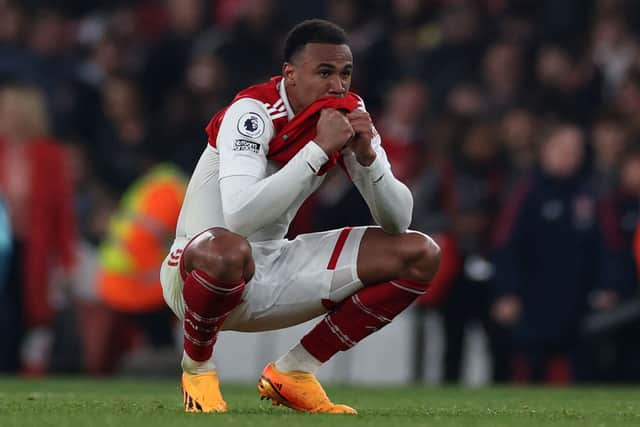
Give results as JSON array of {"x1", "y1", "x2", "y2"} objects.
[{"x1": 1, "y1": 0, "x2": 640, "y2": 384}]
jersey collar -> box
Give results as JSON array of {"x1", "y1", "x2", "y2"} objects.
[{"x1": 278, "y1": 79, "x2": 295, "y2": 121}]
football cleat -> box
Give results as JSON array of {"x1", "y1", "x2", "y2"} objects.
[
  {"x1": 257, "y1": 363, "x2": 357, "y2": 414},
  {"x1": 181, "y1": 371, "x2": 227, "y2": 413}
]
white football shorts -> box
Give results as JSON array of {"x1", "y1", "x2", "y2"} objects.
[{"x1": 160, "y1": 226, "x2": 367, "y2": 332}]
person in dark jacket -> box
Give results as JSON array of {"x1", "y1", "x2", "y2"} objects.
[
  {"x1": 591, "y1": 150, "x2": 640, "y2": 382},
  {"x1": 434, "y1": 120, "x2": 511, "y2": 383},
  {"x1": 492, "y1": 123, "x2": 612, "y2": 383}
]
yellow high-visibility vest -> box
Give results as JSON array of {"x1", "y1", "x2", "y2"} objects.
[{"x1": 97, "y1": 164, "x2": 186, "y2": 312}]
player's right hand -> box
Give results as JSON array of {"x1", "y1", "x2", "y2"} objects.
[{"x1": 314, "y1": 108, "x2": 355, "y2": 156}]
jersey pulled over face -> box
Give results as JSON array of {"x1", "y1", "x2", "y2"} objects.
[
  {"x1": 284, "y1": 43, "x2": 354, "y2": 114},
  {"x1": 174, "y1": 73, "x2": 392, "y2": 243},
  {"x1": 173, "y1": 38, "x2": 403, "y2": 244}
]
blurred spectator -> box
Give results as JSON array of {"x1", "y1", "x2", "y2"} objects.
[
  {"x1": 535, "y1": 0, "x2": 594, "y2": 44},
  {"x1": 0, "y1": 84, "x2": 76, "y2": 374},
  {"x1": 412, "y1": 113, "x2": 468, "y2": 234},
  {"x1": 375, "y1": 78, "x2": 429, "y2": 183},
  {"x1": 0, "y1": 0, "x2": 25, "y2": 45},
  {"x1": 77, "y1": 33, "x2": 125, "y2": 88},
  {"x1": 446, "y1": 82, "x2": 486, "y2": 117},
  {"x1": 599, "y1": 149, "x2": 640, "y2": 301},
  {"x1": 615, "y1": 67, "x2": 640, "y2": 139},
  {"x1": 91, "y1": 74, "x2": 154, "y2": 196},
  {"x1": 326, "y1": 0, "x2": 385, "y2": 95},
  {"x1": 493, "y1": 2, "x2": 537, "y2": 46},
  {"x1": 533, "y1": 44, "x2": 604, "y2": 124},
  {"x1": 583, "y1": 148, "x2": 640, "y2": 382},
  {"x1": 326, "y1": 0, "x2": 383, "y2": 57},
  {"x1": 481, "y1": 40, "x2": 525, "y2": 115},
  {"x1": 492, "y1": 123, "x2": 607, "y2": 383},
  {"x1": 141, "y1": 0, "x2": 211, "y2": 111},
  {"x1": 634, "y1": 207, "x2": 640, "y2": 284},
  {"x1": 0, "y1": 193, "x2": 10, "y2": 290},
  {"x1": 591, "y1": 13, "x2": 638, "y2": 100},
  {"x1": 68, "y1": 38, "x2": 113, "y2": 143},
  {"x1": 589, "y1": 110, "x2": 629, "y2": 197},
  {"x1": 445, "y1": 39, "x2": 525, "y2": 118},
  {"x1": 363, "y1": 0, "x2": 439, "y2": 109},
  {"x1": 424, "y1": 120, "x2": 511, "y2": 382},
  {"x1": 420, "y1": 1, "x2": 486, "y2": 110},
  {"x1": 0, "y1": 2, "x2": 46, "y2": 92},
  {"x1": 218, "y1": 0, "x2": 285, "y2": 91},
  {"x1": 153, "y1": 52, "x2": 230, "y2": 173},
  {"x1": 79, "y1": 163, "x2": 186, "y2": 374},
  {"x1": 25, "y1": 8, "x2": 82, "y2": 136},
  {"x1": 499, "y1": 106, "x2": 538, "y2": 187},
  {"x1": 107, "y1": 5, "x2": 148, "y2": 72}
]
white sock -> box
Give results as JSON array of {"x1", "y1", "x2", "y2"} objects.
[
  {"x1": 275, "y1": 343, "x2": 323, "y2": 374},
  {"x1": 182, "y1": 351, "x2": 216, "y2": 374}
]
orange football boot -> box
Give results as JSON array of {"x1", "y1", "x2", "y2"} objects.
[
  {"x1": 257, "y1": 363, "x2": 357, "y2": 414},
  {"x1": 181, "y1": 371, "x2": 227, "y2": 413}
]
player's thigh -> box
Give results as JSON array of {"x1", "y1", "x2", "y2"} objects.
[
  {"x1": 223, "y1": 227, "x2": 367, "y2": 332},
  {"x1": 356, "y1": 227, "x2": 440, "y2": 285}
]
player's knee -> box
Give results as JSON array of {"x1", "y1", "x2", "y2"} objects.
[
  {"x1": 203, "y1": 233, "x2": 252, "y2": 279},
  {"x1": 405, "y1": 231, "x2": 441, "y2": 283},
  {"x1": 188, "y1": 228, "x2": 253, "y2": 282}
]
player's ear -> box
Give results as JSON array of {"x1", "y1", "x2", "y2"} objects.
[{"x1": 283, "y1": 63, "x2": 295, "y2": 86}]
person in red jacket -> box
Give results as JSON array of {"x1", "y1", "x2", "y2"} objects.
[
  {"x1": 0, "y1": 84, "x2": 76, "y2": 374},
  {"x1": 160, "y1": 19, "x2": 441, "y2": 413}
]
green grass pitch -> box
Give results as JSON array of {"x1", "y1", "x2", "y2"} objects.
[{"x1": 1, "y1": 377, "x2": 639, "y2": 427}]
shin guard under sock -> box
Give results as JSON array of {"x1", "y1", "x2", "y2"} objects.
[
  {"x1": 182, "y1": 269, "x2": 245, "y2": 361},
  {"x1": 300, "y1": 279, "x2": 428, "y2": 362}
]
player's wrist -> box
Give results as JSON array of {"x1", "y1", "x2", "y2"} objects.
[
  {"x1": 305, "y1": 141, "x2": 330, "y2": 173},
  {"x1": 359, "y1": 154, "x2": 385, "y2": 182},
  {"x1": 354, "y1": 149, "x2": 376, "y2": 167},
  {"x1": 313, "y1": 137, "x2": 338, "y2": 157}
]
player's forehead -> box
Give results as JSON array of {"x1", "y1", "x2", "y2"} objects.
[{"x1": 295, "y1": 43, "x2": 353, "y2": 68}]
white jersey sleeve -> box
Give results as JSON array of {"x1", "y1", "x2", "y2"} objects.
[
  {"x1": 218, "y1": 98, "x2": 274, "y2": 179},
  {"x1": 217, "y1": 98, "x2": 329, "y2": 238},
  {"x1": 342, "y1": 99, "x2": 414, "y2": 234}
]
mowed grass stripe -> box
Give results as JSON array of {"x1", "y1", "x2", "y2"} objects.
[{"x1": 1, "y1": 378, "x2": 639, "y2": 427}]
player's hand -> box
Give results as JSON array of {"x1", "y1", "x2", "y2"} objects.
[
  {"x1": 315, "y1": 108, "x2": 355, "y2": 156},
  {"x1": 492, "y1": 295, "x2": 521, "y2": 326},
  {"x1": 345, "y1": 111, "x2": 376, "y2": 166}
]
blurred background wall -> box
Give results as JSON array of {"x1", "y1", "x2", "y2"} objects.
[{"x1": 1, "y1": 0, "x2": 640, "y2": 385}]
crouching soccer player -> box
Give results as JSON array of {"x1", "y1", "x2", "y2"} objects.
[{"x1": 160, "y1": 19, "x2": 441, "y2": 414}]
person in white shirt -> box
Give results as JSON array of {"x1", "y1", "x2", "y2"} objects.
[{"x1": 160, "y1": 19, "x2": 440, "y2": 414}]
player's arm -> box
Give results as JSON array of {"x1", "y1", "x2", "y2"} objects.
[
  {"x1": 343, "y1": 109, "x2": 413, "y2": 234},
  {"x1": 218, "y1": 100, "x2": 333, "y2": 237}
]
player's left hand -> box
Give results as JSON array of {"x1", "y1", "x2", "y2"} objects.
[{"x1": 346, "y1": 111, "x2": 376, "y2": 166}]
